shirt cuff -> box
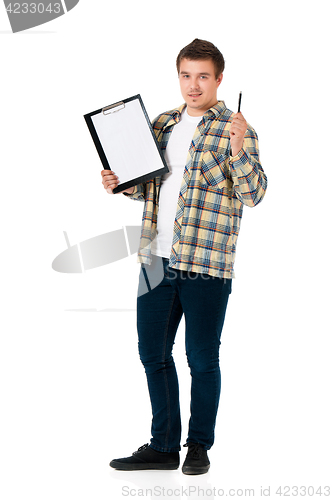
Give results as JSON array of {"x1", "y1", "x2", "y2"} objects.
[
  {"x1": 122, "y1": 184, "x2": 145, "y2": 200},
  {"x1": 229, "y1": 148, "x2": 250, "y2": 168}
]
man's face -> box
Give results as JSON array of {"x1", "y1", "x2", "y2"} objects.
[{"x1": 178, "y1": 58, "x2": 223, "y2": 117}]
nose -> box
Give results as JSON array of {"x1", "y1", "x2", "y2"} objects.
[{"x1": 190, "y1": 78, "x2": 200, "y2": 89}]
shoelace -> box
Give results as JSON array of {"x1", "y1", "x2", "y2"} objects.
[
  {"x1": 184, "y1": 442, "x2": 204, "y2": 459},
  {"x1": 133, "y1": 443, "x2": 149, "y2": 455}
]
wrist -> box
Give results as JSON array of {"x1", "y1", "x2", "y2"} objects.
[
  {"x1": 230, "y1": 147, "x2": 241, "y2": 157},
  {"x1": 230, "y1": 141, "x2": 243, "y2": 157}
]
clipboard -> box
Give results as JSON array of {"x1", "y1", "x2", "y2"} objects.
[{"x1": 84, "y1": 94, "x2": 169, "y2": 193}]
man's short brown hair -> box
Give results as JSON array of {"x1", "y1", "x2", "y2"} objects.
[{"x1": 176, "y1": 39, "x2": 225, "y2": 78}]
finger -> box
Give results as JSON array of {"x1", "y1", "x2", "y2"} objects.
[
  {"x1": 101, "y1": 169, "x2": 116, "y2": 177},
  {"x1": 103, "y1": 175, "x2": 119, "y2": 182},
  {"x1": 230, "y1": 126, "x2": 243, "y2": 136},
  {"x1": 231, "y1": 125, "x2": 246, "y2": 134},
  {"x1": 106, "y1": 177, "x2": 119, "y2": 186},
  {"x1": 101, "y1": 170, "x2": 110, "y2": 177},
  {"x1": 105, "y1": 183, "x2": 119, "y2": 194},
  {"x1": 232, "y1": 114, "x2": 246, "y2": 123},
  {"x1": 232, "y1": 118, "x2": 246, "y2": 128},
  {"x1": 102, "y1": 175, "x2": 118, "y2": 186},
  {"x1": 105, "y1": 182, "x2": 118, "y2": 192},
  {"x1": 105, "y1": 180, "x2": 119, "y2": 189},
  {"x1": 232, "y1": 124, "x2": 246, "y2": 132}
]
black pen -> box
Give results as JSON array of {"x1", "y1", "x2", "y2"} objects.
[{"x1": 238, "y1": 91, "x2": 242, "y2": 113}]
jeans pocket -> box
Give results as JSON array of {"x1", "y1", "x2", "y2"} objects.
[{"x1": 137, "y1": 256, "x2": 165, "y2": 297}]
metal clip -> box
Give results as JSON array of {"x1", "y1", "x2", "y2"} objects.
[{"x1": 102, "y1": 101, "x2": 125, "y2": 115}]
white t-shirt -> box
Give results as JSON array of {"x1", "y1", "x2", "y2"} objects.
[{"x1": 151, "y1": 108, "x2": 202, "y2": 258}]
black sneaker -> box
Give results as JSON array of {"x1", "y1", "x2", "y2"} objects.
[
  {"x1": 182, "y1": 442, "x2": 210, "y2": 475},
  {"x1": 109, "y1": 443, "x2": 180, "y2": 471}
]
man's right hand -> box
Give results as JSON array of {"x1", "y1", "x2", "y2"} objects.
[{"x1": 101, "y1": 170, "x2": 134, "y2": 195}]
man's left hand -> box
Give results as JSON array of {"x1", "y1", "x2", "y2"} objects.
[{"x1": 230, "y1": 112, "x2": 247, "y2": 156}]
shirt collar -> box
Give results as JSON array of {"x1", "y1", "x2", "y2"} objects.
[
  {"x1": 162, "y1": 100, "x2": 227, "y2": 128},
  {"x1": 204, "y1": 100, "x2": 227, "y2": 118},
  {"x1": 173, "y1": 100, "x2": 226, "y2": 120},
  {"x1": 168, "y1": 103, "x2": 186, "y2": 124}
]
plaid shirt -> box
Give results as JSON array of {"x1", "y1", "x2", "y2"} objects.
[{"x1": 125, "y1": 100, "x2": 267, "y2": 278}]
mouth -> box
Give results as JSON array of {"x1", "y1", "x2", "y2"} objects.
[{"x1": 188, "y1": 92, "x2": 202, "y2": 99}]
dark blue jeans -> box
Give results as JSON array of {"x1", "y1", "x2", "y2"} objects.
[{"x1": 137, "y1": 255, "x2": 232, "y2": 452}]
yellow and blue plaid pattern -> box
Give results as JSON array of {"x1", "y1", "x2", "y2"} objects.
[{"x1": 125, "y1": 101, "x2": 267, "y2": 278}]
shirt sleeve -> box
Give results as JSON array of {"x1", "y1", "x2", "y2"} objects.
[
  {"x1": 122, "y1": 183, "x2": 146, "y2": 201},
  {"x1": 229, "y1": 126, "x2": 267, "y2": 207}
]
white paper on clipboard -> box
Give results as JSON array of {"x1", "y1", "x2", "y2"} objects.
[{"x1": 84, "y1": 95, "x2": 169, "y2": 193}]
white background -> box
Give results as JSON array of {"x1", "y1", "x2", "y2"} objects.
[{"x1": 1, "y1": 1, "x2": 331, "y2": 499}]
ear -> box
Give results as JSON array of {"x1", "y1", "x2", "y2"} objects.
[{"x1": 216, "y1": 73, "x2": 223, "y2": 87}]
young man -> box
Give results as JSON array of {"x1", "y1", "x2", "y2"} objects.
[{"x1": 101, "y1": 39, "x2": 267, "y2": 475}]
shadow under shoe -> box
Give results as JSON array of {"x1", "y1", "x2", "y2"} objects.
[
  {"x1": 110, "y1": 443, "x2": 180, "y2": 471},
  {"x1": 182, "y1": 442, "x2": 210, "y2": 475}
]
